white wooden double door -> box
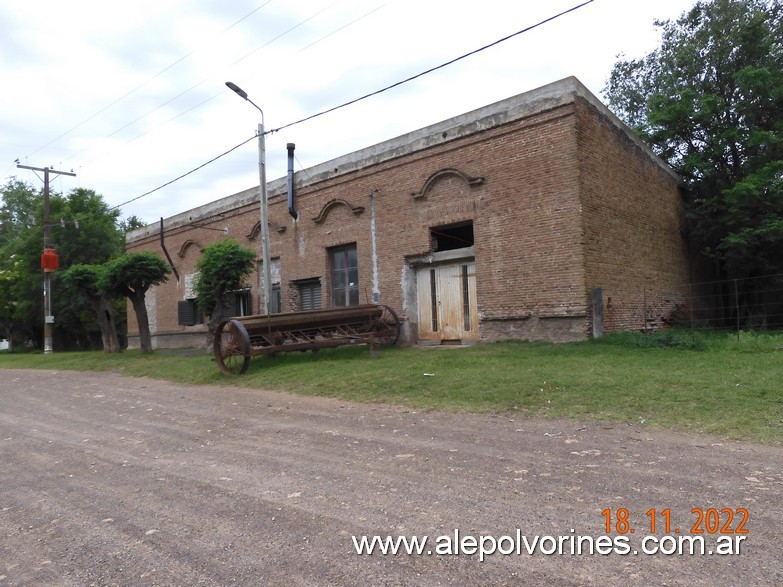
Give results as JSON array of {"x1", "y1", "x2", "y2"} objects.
[{"x1": 416, "y1": 262, "x2": 478, "y2": 342}]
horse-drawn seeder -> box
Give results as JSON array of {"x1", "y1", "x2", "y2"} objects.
[{"x1": 213, "y1": 304, "x2": 401, "y2": 375}]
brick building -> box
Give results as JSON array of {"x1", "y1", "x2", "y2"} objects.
[{"x1": 124, "y1": 77, "x2": 690, "y2": 349}]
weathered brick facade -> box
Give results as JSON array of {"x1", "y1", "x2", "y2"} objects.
[{"x1": 125, "y1": 77, "x2": 689, "y2": 349}]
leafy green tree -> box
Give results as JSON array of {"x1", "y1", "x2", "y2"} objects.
[
  {"x1": 119, "y1": 215, "x2": 146, "y2": 233},
  {"x1": 50, "y1": 188, "x2": 126, "y2": 348},
  {"x1": 604, "y1": 0, "x2": 783, "y2": 316},
  {"x1": 0, "y1": 254, "x2": 23, "y2": 350},
  {"x1": 61, "y1": 264, "x2": 122, "y2": 353},
  {"x1": 194, "y1": 239, "x2": 257, "y2": 343},
  {"x1": 0, "y1": 179, "x2": 40, "y2": 244},
  {"x1": 55, "y1": 188, "x2": 123, "y2": 265},
  {"x1": 100, "y1": 252, "x2": 171, "y2": 353},
  {"x1": 0, "y1": 180, "x2": 48, "y2": 347},
  {"x1": 1, "y1": 180, "x2": 133, "y2": 349}
]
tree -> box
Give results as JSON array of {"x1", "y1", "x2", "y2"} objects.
[
  {"x1": 0, "y1": 179, "x2": 39, "y2": 243},
  {"x1": 101, "y1": 252, "x2": 171, "y2": 353},
  {"x1": 119, "y1": 215, "x2": 146, "y2": 233},
  {"x1": 61, "y1": 264, "x2": 122, "y2": 353},
  {"x1": 1, "y1": 181, "x2": 136, "y2": 349},
  {"x1": 603, "y1": 0, "x2": 783, "y2": 308},
  {"x1": 193, "y1": 239, "x2": 257, "y2": 343},
  {"x1": 0, "y1": 254, "x2": 23, "y2": 350},
  {"x1": 51, "y1": 188, "x2": 128, "y2": 348},
  {"x1": 55, "y1": 188, "x2": 123, "y2": 265},
  {"x1": 0, "y1": 180, "x2": 49, "y2": 347}
]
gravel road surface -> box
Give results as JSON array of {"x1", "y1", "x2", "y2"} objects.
[{"x1": 1, "y1": 369, "x2": 780, "y2": 586}]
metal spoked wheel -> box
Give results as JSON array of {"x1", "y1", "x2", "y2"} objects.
[
  {"x1": 214, "y1": 319, "x2": 251, "y2": 375},
  {"x1": 373, "y1": 304, "x2": 401, "y2": 346}
]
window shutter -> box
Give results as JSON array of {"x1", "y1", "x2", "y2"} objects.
[
  {"x1": 301, "y1": 286, "x2": 314, "y2": 311},
  {"x1": 177, "y1": 300, "x2": 197, "y2": 326},
  {"x1": 299, "y1": 281, "x2": 321, "y2": 311},
  {"x1": 220, "y1": 293, "x2": 238, "y2": 319}
]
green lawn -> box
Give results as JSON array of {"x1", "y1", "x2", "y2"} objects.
[{"x1": 2, "y1": 330, "x2": 782, "y2": 445}]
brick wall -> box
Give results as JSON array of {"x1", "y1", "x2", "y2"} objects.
[
  {"x1": 575, "y1": 97, "x2": 690, "y2": 333},
  {"x1": 125, "y1": 78, "x2": 689, "y2": 349}
]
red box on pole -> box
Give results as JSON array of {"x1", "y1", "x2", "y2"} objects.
[{"x1": 41, "y1": 248, "x2": 59, "y2": 273}]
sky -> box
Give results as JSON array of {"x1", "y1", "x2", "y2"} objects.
[{"x1": 1, "y1": 0, "x2": 696, "y2": 226}]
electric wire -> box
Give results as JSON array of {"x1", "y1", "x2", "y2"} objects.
[
  {"x1": 5, "y1": 0, "x2": 379, "y2": 230},
  {"x1": 24, "y1": 1, "x2": 277, "y2": 161},
  {"x1": 298, "y1": 3, "x2": 387, "y2": 52},
  {"x1": 105, "y1": 133, "x2": 259, "y2": 213},
  {"x1": 107, "y1": 0, "x2": 595, "y2": 214},
  {"x1": 229, "y1": 1, "x2": 343, "y2": 68},
  {"x1": 63, "y1": 1, "x2": 360, "y2": 169},
  {"x1": 269, "y1": 0, "x2": 595, "y2": 134},
  {"x1": 79, "y1": 92, "x2": 225, "y2": 168},
  {"x1": 83, "y1": 2, "x2": 335, "y2": 153},
  {"x1": 5, "y1": 0, "x2": 593, "y2": 228},
  {"x1": 0, "y1": 133, "x2": 260, "y2": 262}
]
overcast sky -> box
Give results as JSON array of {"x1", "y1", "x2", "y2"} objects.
[{"x1": 1, "y1": 0, "x2": 695, "y2": 226}]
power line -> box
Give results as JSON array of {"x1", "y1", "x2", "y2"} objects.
[
  {"x1": 6, "y1": 3, "x2": 383, "y2": 227},
  {"x1": 59, "y1": 1, "x2": 353, "y2": 170},
  {"x1": 106, "y1": 0, "x2": 596, "y2": 215},
  {"x1": 80, "y1": 92, "x2": 225, "y2": 169},
  {"x1": 24, "y1": 1, "x2": 277, "y2": 161},
  {"x1": 229, "y1": 1, "x2": 343, "y2": 68},
  {"x1": 105, "y1": 134, "x2": 259, "y2": 214},
  {"x1": 88, "y1": 0, "x2": 374, "y2": 168},
  {"x1": 270, "y1": 0, "x2": 594, "y2": 134},
  {"x1": 298, "y1": 3, "x2": 387, "y2": 52},
  {"x1": 75, "y1": 0, "x2": 322, "y2": 162}
]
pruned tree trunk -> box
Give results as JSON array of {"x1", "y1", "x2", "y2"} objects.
[
  {"x1": 130, "y1": 294, "x2": 153, "y2": 353},
  {"x1": 205, "y1": 297, "x2": 224, "y2": 348},
  {"x1": 85, "y1": 296, "x2": 121, "y2": 353},
  {"x1": 98, "y1": 298, "x2": 121, "y2": 353}
]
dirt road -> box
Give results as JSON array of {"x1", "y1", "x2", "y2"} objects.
[{"x1": 0, "y1": 369, "x2": 780, "y2": 586}]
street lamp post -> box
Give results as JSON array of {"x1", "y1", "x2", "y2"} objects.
[{"x1": 226, "y1": 81, "x2": 272, "y2": 315}]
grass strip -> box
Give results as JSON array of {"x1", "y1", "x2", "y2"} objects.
[{"x1": 2, "y1": 330, "x2": 781, "y2": 445}]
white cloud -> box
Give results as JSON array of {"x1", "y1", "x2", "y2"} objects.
[{"x1": 1, "y1": 0, "x2": 694, "y2": 224}]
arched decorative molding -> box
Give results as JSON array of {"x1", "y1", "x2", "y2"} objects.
[
  {"x1": 312, "y1": 198, "x2": 365, "y2": 224},
  {"x1": 177, "y1": 239, "x2": 202, "y2": 258},
  {"x1": 245, "y1": 220, "x2": 287, "y2": 240},
  {"x1": 411, "y1": 168, "x2": 484, "y2": 200}
]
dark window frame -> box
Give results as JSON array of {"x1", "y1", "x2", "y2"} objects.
[
  {"x1": 329, "y1": 244, "x2": 359, "y2": 307},
  {"x1": 431, "y1": 221, "x2": 474, "y2": 252},
  {"x1": 221, "y1": 289, "x2": 252, "y2": 319},
  {"x1": 177, "y1": 299, "x2": 202, "y2": 326}
]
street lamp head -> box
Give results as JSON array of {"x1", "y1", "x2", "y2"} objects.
[
  {"x1": 226, "y1": 81, "x2": 264, "y2": 120},
  {"x1": 225, "y1": 81, "x2": 248, "y2": 100}
]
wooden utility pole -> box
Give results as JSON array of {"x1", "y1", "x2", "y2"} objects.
[{"x1": 16, "y1": 164, "x2": 77, "y2": 354}]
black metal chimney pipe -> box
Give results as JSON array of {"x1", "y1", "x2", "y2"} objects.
[{"x1": 287, "y1": 143, "x2": 297, "y2": 220}]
